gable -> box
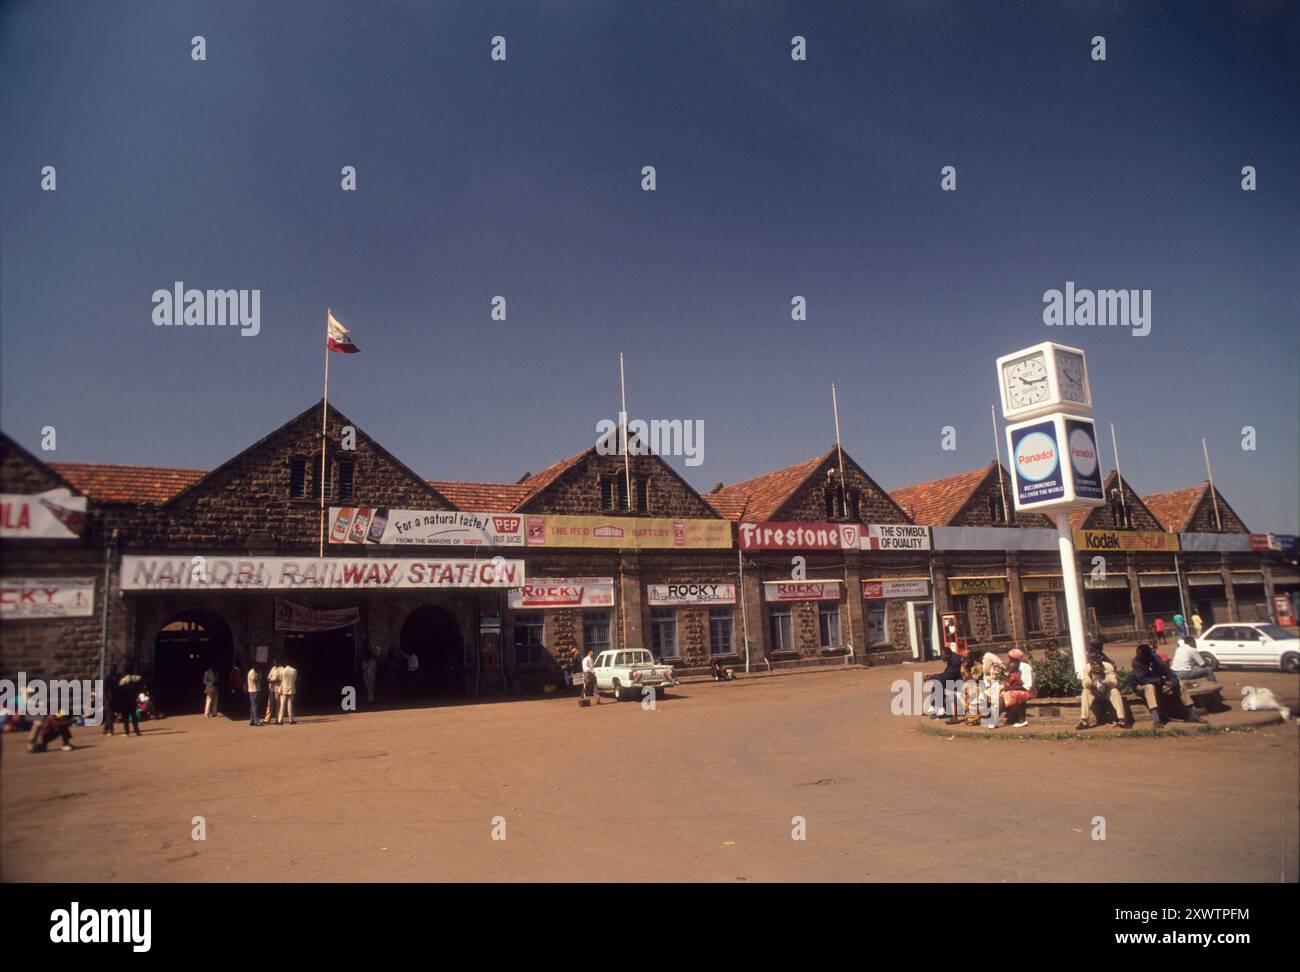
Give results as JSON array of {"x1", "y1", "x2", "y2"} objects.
[
  {"x1": 161, "y1": 401, "x2": 453, "y2": 545},
  {"x1": 0, "y1": 432, "x2": 80, "y2": 496},
  {"x1": 950, "y1": 464, "x2": 1053, "y2": 529},
  {"x1": 1187, "y1": 484, "x2": 1249, "y2": 533},
  {"x1": 1071, "y1": 472, "x2": 1163, "y2": 531},
  {"x1": 772, "y1": 449, "x2": 914, "y2": 524},
  {"x1": 514, "y1": 447, "x2": 720, "y2": 518}
]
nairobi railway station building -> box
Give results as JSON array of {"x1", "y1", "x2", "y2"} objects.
[{"x1": 1, "y1": 402, "x2": 1295, "y2": 714}]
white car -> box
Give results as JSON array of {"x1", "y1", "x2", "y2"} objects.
[
  {"x1": 1194, "y1": 623, "x2": 1300, "y2": 673},
  {"x1": 593, "y1": 649, "x2": 677, "y2": 701}
]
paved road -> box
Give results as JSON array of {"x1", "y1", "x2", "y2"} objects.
[{"x1": 3, "y1": 666, "x2": 1296, "y2": 882}]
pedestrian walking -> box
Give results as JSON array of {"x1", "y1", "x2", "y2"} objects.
[
  {"x1": 100, "y1": 667, "x2": 119, "y2": 735},
  {"x1": 202, "y1": 667, "x2": 219, "y2": 717},
  {"x1": 1191, "y1": 612, "x2": 1204, "y2": 638},
  {"x1": 247, "y1": 666, "x2": 261, "y2": 726},
  {"x1": 1172, "y1": 613, "x2": 1187, "y2": 639},
  {"x1": 277, "y1": 661, "x2": 298, "y2": 724},
  {"x1": 1153, "y1": 616, "x2": 1166, "y2": 644}
]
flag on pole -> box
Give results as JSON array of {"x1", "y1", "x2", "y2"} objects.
[{"x1": 326, "y1": 310, "x2": 360, "y2": 353}]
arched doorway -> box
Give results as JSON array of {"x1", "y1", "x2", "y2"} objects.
[
  {"x1": 399, "y1": 605, "x2": 465, "y2": 698},
  {"x1": 281, "y1": 626, "x2": 357, "y2": 711},
  {"x1": 153, "y1": 609, "x2": 234, "y2": 715}
]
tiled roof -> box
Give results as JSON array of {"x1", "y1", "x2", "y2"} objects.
[
  {"x1": 888, "y1": 464, "x2": 993, "y2": 526},
  {"x1": 1142, "y1": 483, "x2": 1207, "y2": 532},
  {"x1": 426, "y1": 480, "x2": 532, "y2": 512},
  {"x1": 704, "y1": 451, "x2": 828, "y2": 522},
  {"x1": 516, "y1": 449, "x2": 589, "y2": 502},
  {"x1": 50, "y1": 462, "x2": 207, "y2": 504}
]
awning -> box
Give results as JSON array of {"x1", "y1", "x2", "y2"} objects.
[
  {"x1": 1137, "y1": 573, "x2": 1180, "y2": 589},
  {"x1": 1083, "y1": 576, "x2": 1129, "y2": 590},
  {"x1": 1231, "y1": 571, "x2": 1264, "y2": 585},
  {"x1": 1187, "y1": 572, "x2": 1225, "y2": 587}
]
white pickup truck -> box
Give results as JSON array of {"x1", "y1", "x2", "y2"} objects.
[{"x1": 593, "y1": 649, "x2": 677, "y2": 701}]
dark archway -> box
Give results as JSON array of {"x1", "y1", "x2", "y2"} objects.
[
  {"x1": 399, "y1": 605, "x2": 465, "y2": 698},
  {"x1": 153, "y1": 609, "x2": 234, "y2": 715},
  {"x1": 281, "y1": 627, "x2": 357, "y2": 710}
]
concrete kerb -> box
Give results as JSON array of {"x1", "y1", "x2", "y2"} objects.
[{"x1": 917, "y1": 711, "x2": 1285, "y2": 741}]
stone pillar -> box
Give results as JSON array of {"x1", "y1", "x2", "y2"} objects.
[
  {"x1": 1006, "y1": 552, "x2": 1026, "y2": 643},
  {"x1": 1126, "y1": 561, "x2": 1145, "y2": 635},
  {"x1": 619, "y1": 552, "x2": 643, "y2": 650},
  {"x1": 1221, "y1": 558, "x2": 1239, "y2": 622},
  {"x1": 843, "y1": 555, "x2": 865, "y2": 657},
  {"x1": 739, "y1": 566, "x2": 765, "y2": 668},
  {"x1": 931, "y1": 557, "x2": 951, "y2": 616},
  {"x1": 1262, "y1": 562, "x2": 1277, "y2": 623}
]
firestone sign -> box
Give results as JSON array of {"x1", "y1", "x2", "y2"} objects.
[
  {"x1": 121, "y1": 555, "x2": 524, "y2": 591},
  {"x1": 740, "y1": 522, "x2": 859, "y2": 550}
]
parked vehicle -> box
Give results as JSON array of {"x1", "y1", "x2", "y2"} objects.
[
  {"x1": 1194, "y1": 623, "x2": 1300, "y2": 673},
  {"x1": 592, "y1": 649, "x2": 677, "y2": 701}
]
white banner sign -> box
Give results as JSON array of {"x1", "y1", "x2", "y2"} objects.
[
  {"x1": 0, "y1": 489, "x2": 88, "y2": 539},
  {"x1": 646, "y1": 582, "x2": 736, "y2": 606},
  {"x1": 862, "y1": 579, "x2": 930, "y2": 599},
  {"x1": 763, "y1": 580, "x2": 842, "y2": 602},
  {"x1": 274, "y1": 599, "x2": 361, "y2": 632},
  {"x1": 0, "y1": 577, "x2": 96, "y2": 620},
  {"x1": 328, "y1": 508, "x2": 525, "y2": 546},
  {"x1": 862, "y1": 524, "x2": 931, "y2": 551},
  {"x1": 507, "y1": 577, "x2": 614, "y2": 609},
  {"x1": 121, "y1": 555, "x2": 524, "y2": 590}
]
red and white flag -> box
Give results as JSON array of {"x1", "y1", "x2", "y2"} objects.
[{"x1": 326, "y1": 310, "x2": 360, "y2": 353}]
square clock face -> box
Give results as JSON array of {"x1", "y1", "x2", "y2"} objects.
[{"x1": 997, "y1": 342, "x2": 1091, "y2": 419}]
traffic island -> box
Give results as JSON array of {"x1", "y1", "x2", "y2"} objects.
[{"x1": 918, "y1": 695, "x2": 1287, "y2": 740}]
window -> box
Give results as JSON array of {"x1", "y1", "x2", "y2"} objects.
[
  {"x1": 599, "y1": 476, "x2": 628, "y2": 511},
  {"x1": 289, "y1": 458, "x2": 308, "y2": 498},
  {"x1": 819, "y1": 602, "x2": 842, "y2": 648},
  {"x1": 634, "y1": 478, "x2": 649, "y2": 513},
  {"x1": 1024, "y1": 594, "x2": 1044, "y2": 633},
  {"x1": 824, "y1": 488, "x2": 860, "y2": 521},
  {"x1": 583, "y1": 611, "x2": 610, "y2": 654},
  {"x1": 708, "y1": 607, "x2": 733, "y2": 655},
  {"x1": 337, "y1": 460, "x2": 356, "y2": 500},
  {"x1": 866, "y1": 602, "x2": 888, "y2": 645},
  {"x1": 769, "y1": 605, "x2": 794, "y2": 651},
  {"x1": 650, "y1": 608, "x2": 677, "y2": 659},
  {"x1": 512, "y1": 613, "x2": 545, "y2": 666},
  {"x1": 989, "y1": 596, "x2": 1009, "y2": 637},
  {"x1": 988, "y1": 491, "x2": 1008, "y2": 524}
]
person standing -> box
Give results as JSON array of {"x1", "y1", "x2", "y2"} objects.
[
  {"x1": 247, "y1": 666, "x2": 262, "y2": 726},
  {"x1": 264, "y1": 661, "x2": 282, "y2": 724},
  {"x1": 1191, "y1": 612, "x2": 1204, "y2": 638},
  {"x1": 100, "y1": 667, "x2": 119, "y2": 736},
  {"x1": 580, "y1": 649, "x2": 600, "y2": 706},
  {"x1": 1152, "y1": 616, "x2": 1166, "y2": 645},
  {"x1": 1172, "y1": 613, "x2": 1187, "y2": 640},
  {"x1": 202, "y1": 667, "x2": 219, "y2": 717},
  {"x1": 361, "y1": 653, "x2": 378, "y2": 703},
  {"x1": 277, "y1": 661, "x2": 299, "y2": 724},
  {"x1": 116, "y1": 674, "x2": 143, "y2": 736}
]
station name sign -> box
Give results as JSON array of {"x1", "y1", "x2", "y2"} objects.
[{"x1": 121, "y1": 555, "x2": 524, "y2": 591}]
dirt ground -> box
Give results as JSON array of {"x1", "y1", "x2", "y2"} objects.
[{"x1": 3, "y1": 665, "x2": 1297, "y2": 882}]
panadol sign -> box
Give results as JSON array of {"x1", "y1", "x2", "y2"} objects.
[{"x1": 1006, "y1": 413, "x2": 1105, "y2": 513}]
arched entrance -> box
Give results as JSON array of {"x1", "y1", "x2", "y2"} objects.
[
  {"x1": 281, "y1": 626, "x2": 357, "y2": 710},
  {"x1": 153, "y1": 609, "x2": 234, "y2": 715},
  {"x1": 399, "y1": 605, "x2": 465, "y2": 698}
]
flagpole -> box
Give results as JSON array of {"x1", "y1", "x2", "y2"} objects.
[
  {"x1": 832, "y1": 383, "x2": 848, "y2": 515},
  {"x1": 991, "y1": 405, "x2": 1008, "y2": 523},
  {"x1": 1110, "y1": 422, "x2": 1129, "y2": 524},
  {"x1": 620, "y1": 352, "x2": 632, "y2": 512},
  {"x1": 1201, "y1": 437, "x2": 1222, "y2": 531},
  {"x1": 319, "y1": 311, "x2": 331, "y2": 557}
]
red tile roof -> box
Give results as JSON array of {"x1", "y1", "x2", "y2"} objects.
[
  {"x1": 889, "y1": 464, "x2": 994, "y2": 526},
  {"x1": 703, "y1": 451, "x2": 829, "y2": 522},
  {"x1": 515, "y1": 449, "x2": 589, "y2": 501},
  {"x1": 50, "y1": 462, "x2": 207, "y2": 504},
  {"x1": 1141, "y1": 483, "x2": 1207, "y2": 532},
  {"x1": 426, "y1": 480, "x2": 532, "y2": 512}
]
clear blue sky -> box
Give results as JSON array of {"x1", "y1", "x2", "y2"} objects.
[{"x1": 3, "y1": 1, "x2": 1296, "y2": 530}]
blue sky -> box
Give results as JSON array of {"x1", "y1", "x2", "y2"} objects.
[{"x1": 2, "y1": 0, "x2": 1296, "y2": 529}]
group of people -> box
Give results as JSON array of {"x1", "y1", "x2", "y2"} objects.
[
  {"x1": 238, "y1": 661, "x2": 299, "y2": 727},
  {"x1": 925, "y1": 634, "x2": 1215, "y2": 731},
  {"x1": 924, "y1": 645, "x2": 1036, "y2": 728},
  {"x1": 1151, "y1": 611, "x2": 1204, "y2": 645}
]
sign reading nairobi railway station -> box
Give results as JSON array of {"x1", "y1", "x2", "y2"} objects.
[{"x1": 120, "y1": 555, "x2": 524, "y2": 590}]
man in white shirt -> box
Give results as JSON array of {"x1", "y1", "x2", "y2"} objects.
[
  {"x1": 247, "y1": 666, "x2": 261, "y2": 726},
  {"x1": 1171, "y1": 638, "x2": 1217, "y2": 683},
  {"x1": 580, "y1": 649, "x2": 601, "y2": 706},
  {"x1": 277, "y1": 662, "x2": 299, "y2": 724}
]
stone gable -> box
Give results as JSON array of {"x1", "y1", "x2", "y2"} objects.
[
  {"x1": 949, "y1": 465, "x2": 1053, "y2": 529},
  {"x1": 774, "y1": 450, "x2": 913, "y2": 524},
  {"x1": 515, "y1": 449, "x2": 719, "y2": 519}
]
